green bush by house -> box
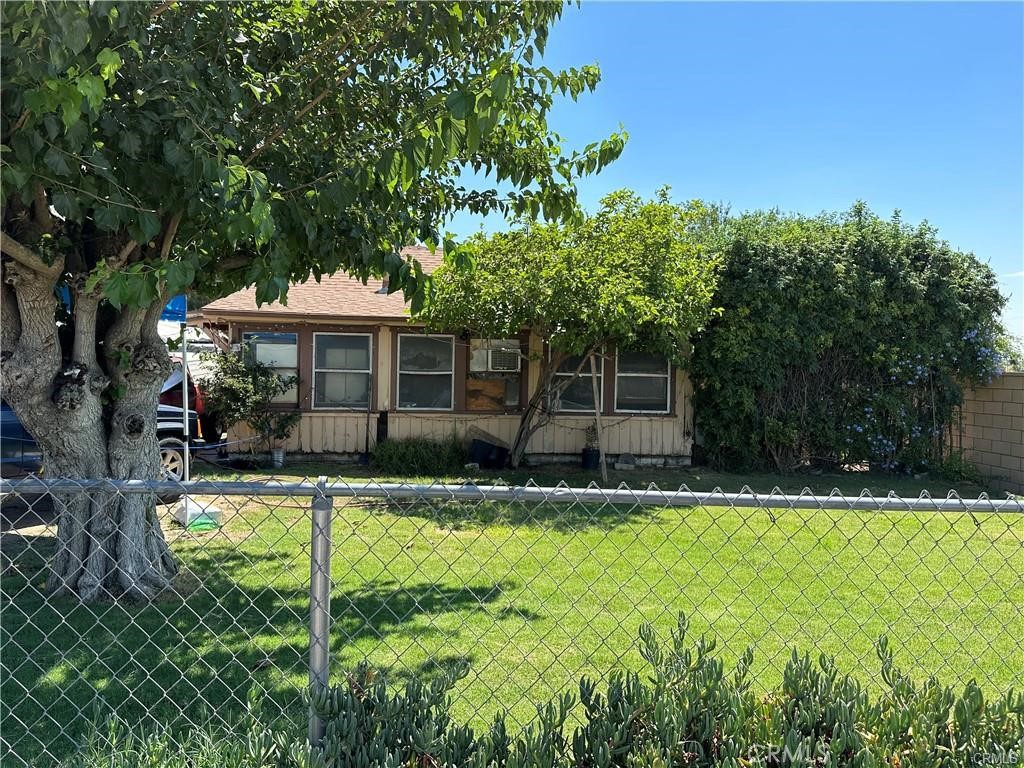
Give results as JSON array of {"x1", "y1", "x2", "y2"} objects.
[
  {"x1": 65, "y1": 616, "x2": 1023, "y2": 767},
  {"x1": 692, "y1": 203, "x2": 1009, "y2": 473},
  {"x1": 372, "y1": 436, "x2": 468, "y2": 476}
]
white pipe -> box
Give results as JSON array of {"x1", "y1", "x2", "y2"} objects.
[
  {"x1": 2, "y1": 478, "x2": 1020, "y2": 513},
  {"x1": 180, "y1": 320, "x2": 190, "y2": 482}
]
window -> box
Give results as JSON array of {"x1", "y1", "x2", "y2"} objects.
[
  {"x1": 398, "y1": 335, "x2": 454, "y2": 410},
  {"x1": 242, "y1": 332, "x2": 298, "y2": 404},
  {"x1": 467, "y1": 339, "x2": 521, "y2": 410},
  {"x1": 615, "y1": 351, "x2": 670, "y2": 413},
  {"x1": 551, "y1": 352, "x2": 603, "y2": 413},
  {"x1": 313, "y1": 334, "x2": 371, "y2": 409}
]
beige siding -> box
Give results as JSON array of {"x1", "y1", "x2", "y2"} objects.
[
  {"x1": 950, "y1": 372, "x2": 1024, "y2": 494},
  {"x1": 222, "y1": 323, "x2": 695, "y2": 460},
  {"x1": 230, "y1": 368, "x2": 694, "y2": 459},
  {"x1": 376, "y1": 328, "x2": 393, "y2": 410}
]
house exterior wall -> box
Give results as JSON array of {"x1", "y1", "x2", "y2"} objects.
[
  {"x1": 949, "y1": 372, "x2": 1024, "y2": 494},
  {"x1": 218, "y1": 318, "x2": 695, "y2": 461}
]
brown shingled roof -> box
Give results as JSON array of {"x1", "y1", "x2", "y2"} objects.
[{"x1": 201, "y1": 246, "x2": 443, "y2": 320}]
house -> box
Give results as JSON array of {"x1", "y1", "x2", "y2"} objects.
[{"x1": 198, "y1": 246, "x2": 695, "y2": 464}]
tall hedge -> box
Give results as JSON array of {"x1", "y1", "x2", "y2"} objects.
[{"x1": 691, "y1": 203, "x2": 1007, "y2": 472}]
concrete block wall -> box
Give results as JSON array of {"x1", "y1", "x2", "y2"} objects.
[{"x1": 952, "y1": 372, "x2": 1024, "y2": 494}]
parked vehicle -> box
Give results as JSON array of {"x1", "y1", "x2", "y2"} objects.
[
  {"x1": 1, "y1": 401, "x2": 202, "y2": 482},
  {"x1": 159, "y1": 363, "x2": 218, "y2": 443}
]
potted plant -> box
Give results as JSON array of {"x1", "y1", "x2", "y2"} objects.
[
  {"x1": 581, "y1": 422, "x2": 601, "y2": 470},
  {"x1": 259, "y1": 410, "x2": 302, "y2": 468}
]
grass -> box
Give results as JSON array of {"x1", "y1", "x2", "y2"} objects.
[
  {"x1": 193, "y1": 455, "x2": 1000, "y2": 497},
  {"x1": 2, "y1": 462, "x2": 1021, "y2": 765}
]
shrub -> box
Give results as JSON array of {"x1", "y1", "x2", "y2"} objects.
[
  {"x1": 372, "y1": 435, "x2": 467, "y2": 476},
  {"x1": 199, "y1": 346, "x2": 301, "y2": 454},
  {"x1": 936, "y1": 450, "x2": 986, "y2": 485},
  {"x1": 70, "y1": 617, "x2": 1024, "y2": 768},
  {"x1": 692, "y1": 204, "x2": 1009, "y2": 473}
]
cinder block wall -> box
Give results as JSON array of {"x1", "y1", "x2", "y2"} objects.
[{"x1": 951, "y1": 372, "x2": 1024, "y2": 494}]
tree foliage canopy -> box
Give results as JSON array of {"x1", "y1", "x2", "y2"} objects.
[
  {"x1": 421, "y1": 189, "x2": 721, "y2": 361},
  {"x1": 691, "y1": 203, "x2": 1008, "y2": 473},
  {"x1": 1, "y1": 0, "x2": 625, "y2": 310}
]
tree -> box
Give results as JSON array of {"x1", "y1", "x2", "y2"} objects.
[
  {"x1": 0, "y1": 1, "x2": 625, "y2": 600},
  {"x1": 690, "y1": 204, "x2": 1008, "y2": 472},
  {"x1": 419, "y1": 189, "x2": 722, "y2": 466}
]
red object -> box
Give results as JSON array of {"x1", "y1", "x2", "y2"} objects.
[{"x1": 159, "y1": 370, "x2": 202, "y2": 412}]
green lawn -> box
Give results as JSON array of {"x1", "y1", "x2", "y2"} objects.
[
  {"x1": 193, "y1": 456, "x2": 1000, "y2": 497},
  {"x1": 2, "y1": 464, "x2": 1021, "y2": 765}
]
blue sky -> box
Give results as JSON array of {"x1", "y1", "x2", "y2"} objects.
[{"x1": 446, "y1": 1, "x2": 1024, "y2": 335}]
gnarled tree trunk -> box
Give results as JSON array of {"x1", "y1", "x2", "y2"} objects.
[{"x1": 1, "y1": 201, "x2": 180, "y2": 602}]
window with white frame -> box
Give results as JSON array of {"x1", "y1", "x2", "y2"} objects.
[
  {"x1": 467, "y1": 338, "x2": 521, "y2": 409},
  {"x1": 551, "y1": 352, "x2": 602, "y2": 413},
  {"x1": 615, "y1": 351, "x2": 670, "y2": 413},
  {"x1": 397, "y1": 335, "x2": 454, "y2": 410},
  {"x1": 313, "y1": 334, "x2": 371, "y2": 409},
  {"x1": 242, "y1": 332, "x2": 298, "y2": 404}
]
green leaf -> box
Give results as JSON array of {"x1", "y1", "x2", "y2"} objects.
[
  {"x1": 43, "y1": 146, "x2": 71, "y2": 176},
  {"x1": 166, "y1": 260, "x2": 196, "y2": 292},
  {"x1": 118, "y1": 131, "x2": 141, "y2": 158},
  {"x1": 96, "y1": 48, "x2": 121, "y2": 84},
  {"x1": 445, "y1": 90, "x2": 475, "y2": 120},
  {"x1": 164, "y1": 140, "x2": 190, "y2": 171},
  {"x1": 129, "y1": 211, "x2": 162, "y2": 243},
  {"x1": 491, "y1": 73, "x2": 511, "y2": 102},
  {"x1": 64, "y1": 16, "x2": 91, "y2": 56},
  {"x1": 465, "y1": 119, "x2": 481, "y2": 154},
  {"x1": 2, "y1": 164, "x2": 29, "y2": 191},
  {"x1": 75, "y1": 74, "x2": 105, "y2": 111},
  {"x1": 93, "y1": 206, "x2": 120, "y2": 232},
  {"x1": 51, "y1": 191, "x2": 81, "y2": 219},
  {"x1": 104, "y1": 271, "x2": 127, "y2": 309},
  {"x1": 223, "y1": 161, "x2": 247, "y2": 199}
]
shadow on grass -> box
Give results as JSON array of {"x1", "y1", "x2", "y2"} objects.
[
  {"x1": 352, "y1": 496, "x2": 657, "y2": 533},
  {"x1": 0, "y1": 535, "x2": 517, "y2": 766}
]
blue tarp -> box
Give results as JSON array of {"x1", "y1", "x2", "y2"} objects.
[
  {"x1": 58, "y1": 289, "x2": 187, "y2": 322},
  {"x1": 161, "y1": 295, "x2": 187, "y2": 322}
]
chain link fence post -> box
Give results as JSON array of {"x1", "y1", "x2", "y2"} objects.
[{"x1": 308, "y1": 476, "x2": 333, "y2": 746}]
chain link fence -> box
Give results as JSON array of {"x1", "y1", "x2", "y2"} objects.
[{"x1": 1, "y1": 476, "x2": 1022, "y2": 765}]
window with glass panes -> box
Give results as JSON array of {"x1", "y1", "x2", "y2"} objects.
[
  {"x1": 242, "y1": 332, "x2": 298, "y2": 404},
  {"x1": 615, "y1": 351, "x2": 670, "y2": 413},
  {"x1": 397, "y1": 335, "x2": 454, "y2": 410},
  {"x1": 313, "y1": 334, "x2": 371, "y2": 408},
  {"x1": 551, "y1": 352, "x2": 602, "y2": 413}
]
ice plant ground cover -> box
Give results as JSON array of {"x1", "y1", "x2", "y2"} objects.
[{"x1": 55, "y1": 616, "x2": 1024, "y2": 768}]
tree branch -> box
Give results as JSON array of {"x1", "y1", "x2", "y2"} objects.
[
  {"x1": 150, "y1": 0, "x2": 174, "y2": 19},
  {"x1": 218, "y1": 251, "x2": 254, "y2": 272},
  {"x1": 1, "y1": 277, "x2": 21, "y2": 354},
  {"x1": 117, "y1": 238, "x2": 139, "y2": 265},
  {"x1": 2, "y1": 109, "x2": 30, "y2": 142},
  {"x1": 72, "y1": 294, "x2": 100, "y2": 369},
  {"x1": 33, "y1": 184, "x2": 54, "y2": 234},
  {"x1": 244, "y1": 23, "x2": 385, "y2": 165},
  {"x1": 159, "y1": 212, "x2": 183, "y2": 260},
  {"x1": 0, "y1": 231, "x2": 62, "y2": 277}
]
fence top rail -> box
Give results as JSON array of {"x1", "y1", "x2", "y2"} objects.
[{"x1": 0, "y1": 476, "x2": 1020, "y2": 513}]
